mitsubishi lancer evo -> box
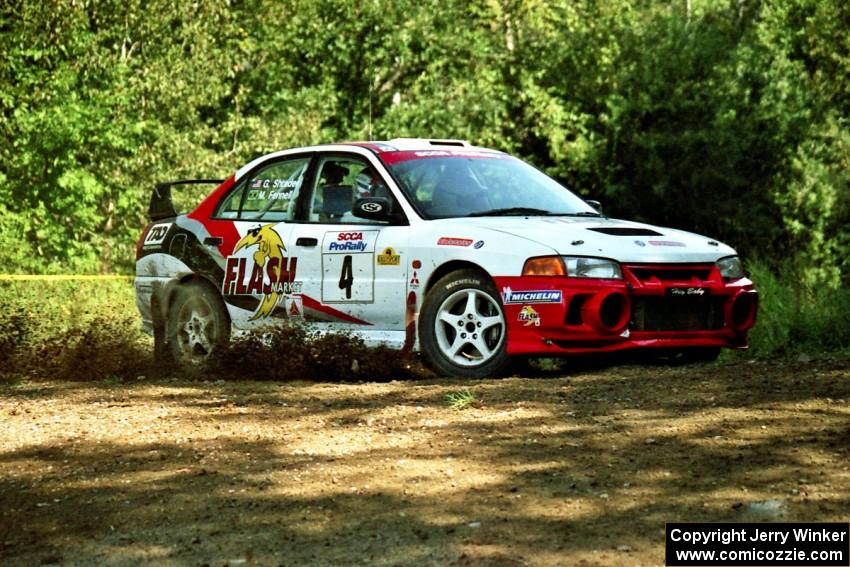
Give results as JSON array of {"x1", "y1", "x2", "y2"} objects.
[{"x1": 135, "y1": 138, "x2": 758, "y2": 378}]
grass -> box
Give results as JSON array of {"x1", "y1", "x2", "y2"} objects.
[
  {"x1": 0, "y1": 279, "x2": 424, "y2": 383},
  {"x1": 0, "y1": 279, "x2": 149, "y2": 382},
  {"x1": 0, "y1": 265, "x2": 847, "y2": 384},
  {"x1": 445, "y1": 390, "x2": 480, "y2": 410},
  {"x1": 743, "y1": 261, "x2": 850, "y2": 358}
]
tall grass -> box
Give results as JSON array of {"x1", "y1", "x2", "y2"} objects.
[
  {"x1": 0, "y1": 279, "x2": 149, "y2": 381},
  {"x1": 0, "y1": 279, "x2": 423, "y2": 382},
  {"x1": 744, "y1": 261, "x2": 850, "y2": 357},
  {"x1": 0, "y1": 267, "x2": 846, "y2": 383}
]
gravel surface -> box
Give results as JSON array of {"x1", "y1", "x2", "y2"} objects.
[{"x1": 1, "y1": 357, "x2": 848, "y2": 566}]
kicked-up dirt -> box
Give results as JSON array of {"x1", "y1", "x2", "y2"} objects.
[{"x1": 1, "y1": 356, "x2": 849, "y2": 566}]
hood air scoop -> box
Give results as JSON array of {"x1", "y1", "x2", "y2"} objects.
[{"x1": 587, "y1": 227, "x2": 663, "y2": 236}]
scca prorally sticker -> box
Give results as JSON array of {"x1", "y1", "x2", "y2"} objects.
[
  {"x1": 324, "y1": 230, "x2": 378, "y2": 253},
  {"x1": 518, "y1": 306, "x2": 540, "y2": 327},
  {"x1": 377, "y1": 247, "x2": 401, "y2": 266},
  {"x1": 143, "y1": 223, "x2": 172, "y2": 247},
  {"x1": 502, "y1": 287, "x2": 562, "y2": 304},
  {"x1": 222, "y1": 224, "x2": 300, "y2": 320}
]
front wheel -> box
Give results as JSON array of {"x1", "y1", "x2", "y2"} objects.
[
  {"x1": 166, "y1": 281, "x2": 230, "y2": 367},
  {"x1": 419, "y1": 270, "x2": 509, "y2": 378}
]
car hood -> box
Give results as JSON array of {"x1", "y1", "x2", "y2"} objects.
[{"x1": 465, "y1": 216, "x2": 737, "y2": 263}]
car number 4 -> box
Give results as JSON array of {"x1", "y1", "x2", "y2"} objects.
[{"x1": 339, "y1": 255, "x2": 354, "y2": 299}]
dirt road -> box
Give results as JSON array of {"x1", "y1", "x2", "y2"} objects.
[{"x1": 1, "y1": 357, "x2": 849, "y2": 566}]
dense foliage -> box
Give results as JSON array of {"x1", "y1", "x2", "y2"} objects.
[{"x1": 1, "y1": 0, "x2": 848, "y2": 286}]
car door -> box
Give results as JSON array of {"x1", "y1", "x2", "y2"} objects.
[
  {"x1": 211, "y1": 154, "x2": 313, "y2": 328},
  {"x1": 287, "y1": 153, "x2": 409, "y2": 335}
]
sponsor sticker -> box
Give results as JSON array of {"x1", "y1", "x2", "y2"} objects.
[
  {"x1": 409, "y1": 271, "x2": 420, "y2": 288},
  {"x1": 360, "y1": 201, "x2": 383, "y2": 213},
  {"x1": 324, "y1": 230, "x2": 377, "y2": 254},
  {"x1": 649, "y1": 240, "x2": 686, "y2": 247},
  {"x1": 222, "y1": 224, "x2": 299, "y2": 320},
  {"x1": 437, "y1": 237, "x2": 473, "y2": 247},
  {"x1": 668, "y1": 287, "x2": 708, "y2": 297},
  {"x1": 473, "y1": 240, "x2": 485, "y2": 249},
  {"x1": 518, "y1": 306, "x2": 541, "y2": 327},
  {"x1": 143, "y1": 223, "x2": 172, "y2": 247},
  {"x1": 377, "y1": 247, "x2": 401, "y2": 266},
  {"x1": 285, "y1": 295, "x2": 304, "y2": 319},
  {"x1": 502, "y1": 287, "x2": 563, "y2": 305}
]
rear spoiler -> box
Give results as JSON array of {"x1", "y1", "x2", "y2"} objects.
[{"x1": 149, "y1": 179, "x2": 224, "y2": 221}]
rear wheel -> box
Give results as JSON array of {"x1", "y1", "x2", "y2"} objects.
[
  {"x1": 419, "y1": 270, "x2": 509, "y2": 378},
  {"x1": 166, "y1": 281, "x2": 230, "y2": 367}
]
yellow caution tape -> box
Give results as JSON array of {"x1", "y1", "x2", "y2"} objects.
[{"x1": 0, "y1": 275, "x2": 134, "y2": 281}]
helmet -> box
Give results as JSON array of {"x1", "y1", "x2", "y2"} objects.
[
  {"x1": 354, "y1": 169, "x2": 387, "y2": 199},
  {"x1": 323, "y1": 162, "x2": 349, "y2": 184}
]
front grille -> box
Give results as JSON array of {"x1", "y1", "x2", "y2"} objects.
[
  {"x1": 628, "y1": 266, "x2": 712, "y2": 282},
  {"x1": 631, "y1": 296, "x2": 725, "y2": 331}
]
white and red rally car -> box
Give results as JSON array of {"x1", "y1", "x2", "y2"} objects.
[{"x1": 135, "y1": 138, "x2": 758, "y2": 378}]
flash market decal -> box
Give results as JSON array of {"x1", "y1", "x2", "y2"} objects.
[
  {"x1": 518, "y1": 306, "x2": 541, "y2": 327},
  {"x1": 377, "y1": 247, "x2": 401, "y2": 266},
  {"x1": 222, "y1": 224, "x2": 299, "y2": 320}
]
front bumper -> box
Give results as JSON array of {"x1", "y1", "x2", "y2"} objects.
[{"x1": 494, "y1": 263, "x2": 758, "y2": 355}]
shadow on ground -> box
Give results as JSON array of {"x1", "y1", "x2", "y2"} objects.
[{"x1": 1, "y1": 357, "x2": 848, "y2": 565}]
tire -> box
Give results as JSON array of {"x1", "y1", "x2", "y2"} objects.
[
  {"x1": 166, "y1": 281, "x2": 231, "y2": 368},
  {"x1": 418, "y1": 269, "x2": 509, "y2": 378}
]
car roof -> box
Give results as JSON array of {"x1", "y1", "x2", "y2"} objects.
[
  {"x1": 235, "y1": 138, "x2": 505, "y2": 179},
  {"x1": 346, "y1": 138, "x2": 502, "y2": 154}
]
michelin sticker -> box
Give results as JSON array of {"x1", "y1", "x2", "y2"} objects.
[{"x1": 502, "y1": 287, "x2": 562, "y2": 304}]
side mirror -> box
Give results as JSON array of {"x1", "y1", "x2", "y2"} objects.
[
  {"x1": 586, "y1": 199, "x2": 603, "y2": 214},
  {"x1": 352, "y1": 197, "x2": 393, "y2": 222}
]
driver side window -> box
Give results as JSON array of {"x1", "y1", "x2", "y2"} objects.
[
  {"x1": 216, "y1": 157, "x2": 310, "y2": 221},
  {"x1": 308, "y1": 156, "x2": 394, "y2": 224}
]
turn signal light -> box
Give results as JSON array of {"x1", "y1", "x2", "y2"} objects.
[{"x1": 522, "y1": 256, "x2": 566, "y2": 277}]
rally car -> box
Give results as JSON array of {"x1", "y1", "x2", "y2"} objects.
[{"x1": 135, "y1": 138, "x2": 758, "y2": 378}]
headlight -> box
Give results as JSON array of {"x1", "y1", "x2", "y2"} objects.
[
  {"x1": 563, "y1": 256, "x2": 623, "y2": 279},
  {"x1": 716, "y1": 256, "x2": 744, "y2": 279},
  {"x1": 522, "y1": 256, "x2": 566, "y2": 276}
]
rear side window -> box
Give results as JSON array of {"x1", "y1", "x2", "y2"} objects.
[{"x1": 215, "y1": 157, "x2": 310, "y2": 221}]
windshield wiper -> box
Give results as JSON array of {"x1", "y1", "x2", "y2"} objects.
[
  {"x1": 468, "y1": 207, "x2": 554, "y2": 217},
  {"x1": 562, "y1": 211, "x2": 602, "y2": 217}
]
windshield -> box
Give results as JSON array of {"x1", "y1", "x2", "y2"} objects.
[{"x1": 382, "y1": 152, "x2": 597, "y2": 219}]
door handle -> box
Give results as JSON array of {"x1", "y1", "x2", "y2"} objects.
[
  {"x1": 296, "y1": 237, "x2": 318, "y2": 247},
  {"x1": 203, "y1": 236, "x2": 223, "y2": 246}
]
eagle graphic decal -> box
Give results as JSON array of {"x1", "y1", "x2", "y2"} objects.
[{"x1": 222, "y1": 224, "x2": 297, "y2": 320}]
